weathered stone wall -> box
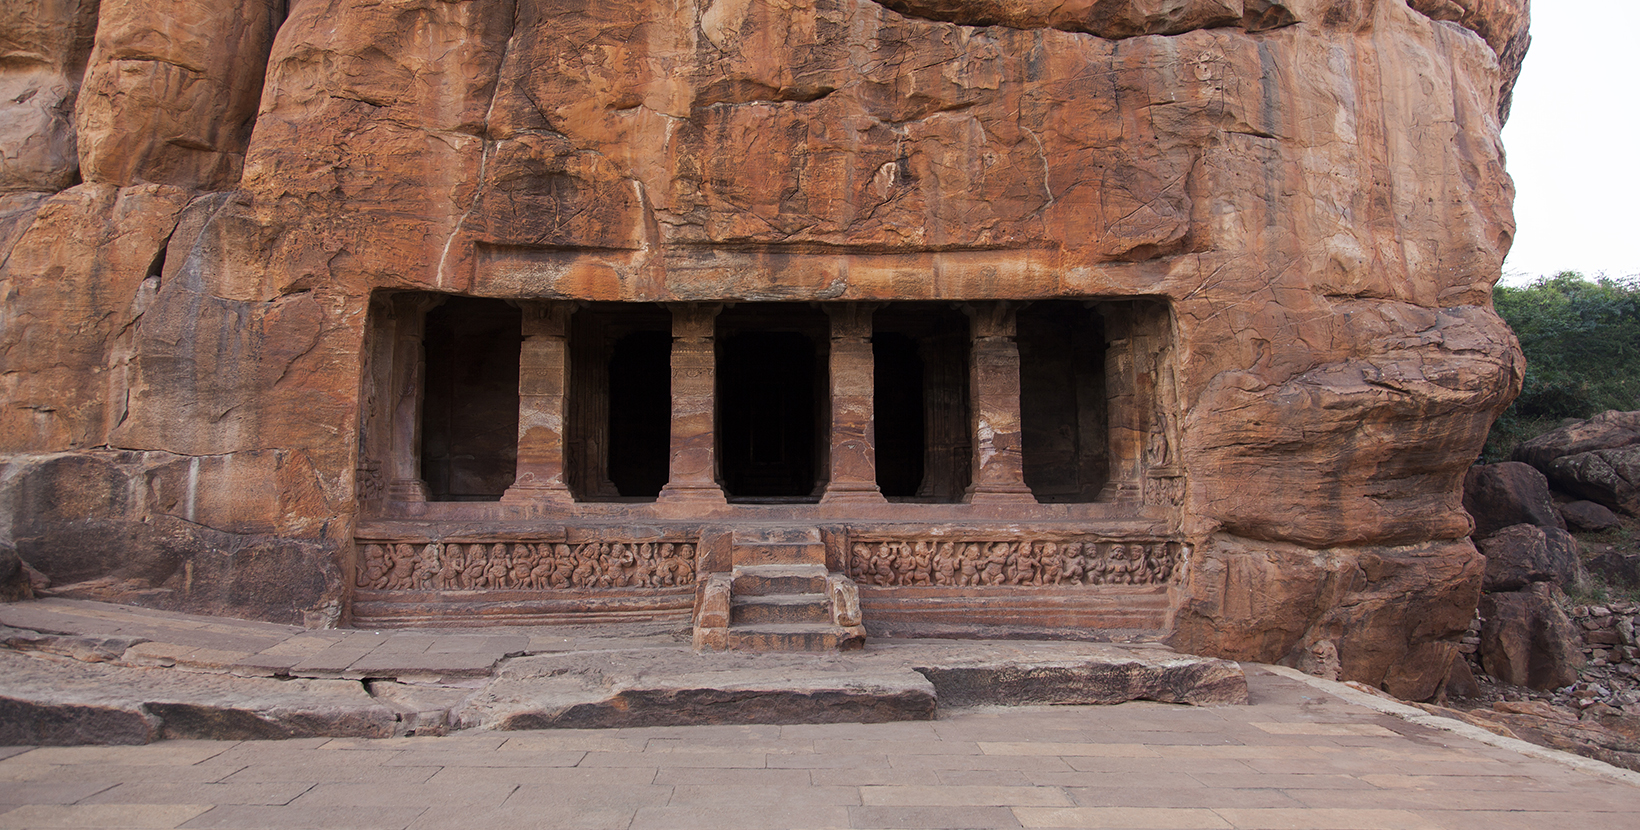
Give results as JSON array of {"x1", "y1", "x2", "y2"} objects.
[{"x1": 0, "y1": 0, "x2": 1527, "y2": 690}]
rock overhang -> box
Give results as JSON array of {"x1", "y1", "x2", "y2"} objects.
[{"x1": 0, "y1": 0, "x2": 1529, "y2": 698}]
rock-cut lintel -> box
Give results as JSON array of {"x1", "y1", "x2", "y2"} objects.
[{"x1": 867, "y1": 0, "x2": 1299, "y2": 40}]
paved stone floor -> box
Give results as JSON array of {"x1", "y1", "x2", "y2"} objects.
[{"x1": 2, "y1": 667, "x2": 1636, "y2": 829}]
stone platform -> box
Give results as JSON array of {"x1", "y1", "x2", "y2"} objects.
[
  {"x1": 0, "y1": 599, "x2": 1243, "y2": 745},
  {"x1": 3, "y1": 667, "x2": 1637, "y2": 830}
]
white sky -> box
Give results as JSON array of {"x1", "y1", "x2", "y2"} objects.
[{"x1": 1499, "y1": 1, "x2": 1640, "y2": 285}]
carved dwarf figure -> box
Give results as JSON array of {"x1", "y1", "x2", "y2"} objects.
[
  {"x1": 1038, "y1": 542, "x2": 1063, "y2": 586},
  {"x1": 932, "y1": 542, "x2": 958, "y2": 586},
  {"x1": 1060, "y1": 542, "x2": 1086, "y2": 585},
  {"x1": 551, "y1": 544, "x2": 575, "y2": 588},
  {"x1": 959, "y1": 543, "x2": 982, "y2": 586},
  {"x1": 484, "y1": 544, "x2": 512, "y2": 588},
  {"x1": 387, "y1": 544, "x2": 419, "y2": 590},
  {"x1": 673, "y1": 545, "x2": 696, "y2": 584},
  {"x1": 893, "y1": 543, "x2": 920, "y2": 586},
  {"x1": 439, "y1": 546, "x2": 466, "y2": 590},
  {"x1": 981, "y1": 543, "x2": 1009, "y2": 585},
  {"x1": 911, "y1": 541, "x2": 934, "y2": 586},
  {"x1": 509, "y1": 544, "x2": 534, "y2": 587},
  {"x1": 359, "y1": 544, "x2": 389, "y2": 589}
]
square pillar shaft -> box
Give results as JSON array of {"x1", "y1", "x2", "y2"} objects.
[
  {"x1": 657, "y1": 303, "x2": 727, "y2": 504},
  {"x1": 385, "y1": 294, "x2": 441, "y2": 502},
  {"x1": 821, "y1": 303, "x2": 886, "y2": 504},
  {"x1": 501, "y1": 301, "x2": 575, "y2": 504},
  {"x1": 965, "y1": 302, "x2": 1037, "y2": 504}
]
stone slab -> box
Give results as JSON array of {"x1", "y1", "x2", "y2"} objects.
[
  {"x1": 0, "y1": 598, "x2": 1244, "y2": 742},
  {"x1": 0, "y1": 651, "x2": 399, "y2": 745},
  {"x1": 459, "y1": 654, "x2": 938, "y2": 731},
  {"x1": 457, "y1": 640, "x2": 1244, "y2": 731}
]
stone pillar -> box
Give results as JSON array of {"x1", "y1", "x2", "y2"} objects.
[
  {"x1": 657, "y1": 303, "x2": 727, "y2": 504},
  {"x1": 821, "y1": 303, "x2": 887, "y2": 504},
  {"x1": 385, "y1": 294, "x2": 442, "y2": 502},
  {"x1": 918, "y1": 332, "x2": 969, "y2": 501},
  {"x1": 965, "y1": 302, "x2": 1036, "y2": 504},
  {"x1": 502, "y1": 301, "x2": 575, "y2": 504},
  {"x1": 1100, "y1": 304, "x2": 1145, "y2": 503}
]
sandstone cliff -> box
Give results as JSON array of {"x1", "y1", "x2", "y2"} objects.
[{"x1": 0, "y1": 0, "x2": 1528, "y2": 695}]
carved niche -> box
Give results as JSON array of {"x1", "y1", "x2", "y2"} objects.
[
  {"x1": 355, "y1": 539, "x2": 697, "y2": 591},
  {"x1": 845, "y1": 538, "x2": 1188, "y2": 588}
]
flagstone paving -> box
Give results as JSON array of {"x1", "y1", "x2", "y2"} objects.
[{"x1": 2, "y1": 666, "x2": 1636, "y2": 829}]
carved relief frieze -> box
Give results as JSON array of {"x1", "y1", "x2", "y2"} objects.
[
  {"x1": 1144, "y1": 475, "x2": 1185, "y2": 507},
  {"x1": 355, "y1": 539, "x2": 697, "y2": 591},
  {"x1": 846, "y1": 538, "x2": 1187, "y2": 587}
]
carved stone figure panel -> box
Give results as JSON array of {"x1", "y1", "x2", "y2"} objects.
[
  {"x1": 845, "y1": 538, "x2": 1187, "y2": 588},
  {"x1": 356, "y1": 539, "x2": 697, "y2": 592}
]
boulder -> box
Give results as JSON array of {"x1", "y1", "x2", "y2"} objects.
[
  {"x1": 1479, "y1": 584, "x2": 1585, "y2": 691},
  {"x1": 1547, "y1": 446, "x2": 1640, "y2": 517},
  {"x1": 1170, "y1": 535, "x2": 1483, "y2": 702},
  {"x1": 1475, "y1": 524, "x2": 1582, "y2": 592},
  {"x1": 1439, "y1": 652, "x2": 1482, "y2": 700},
  {"x1": 0, "y1": 544, "x2": 32, "y2": 602},
  {"x1": 1560, "y1": 500, "x2": 1622, "y2": 532},
  {"x1": 1463, "y1": 462, "x2": 1564, "y2": 537},
  {"x1": 1514, "y1": 410, "x2": 1640, "y2": 472},
  {"x1": 1589, "y1": 551, "x2": 1640, "y2": 591}
]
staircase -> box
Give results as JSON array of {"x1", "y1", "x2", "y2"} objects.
[{"x1": 693, "y1": 527, "x2": 866, "y2": 652}]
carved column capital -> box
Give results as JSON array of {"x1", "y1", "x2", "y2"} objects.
[
  {"x1": 515, "y1": 299, "x2": 574, "y2": 338},
  {"x1": 963, "y1": 300, "x2": 1024, "y2": 340},
  {"x1": 666, "y1": 302, "x2": 723, "y2": 339},
  {"x1": 824, "y1": 302, "x2": 881, "y2": 340}
]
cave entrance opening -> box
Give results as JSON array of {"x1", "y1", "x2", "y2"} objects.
[
  {"x1": 1018, "y1": 301, "x2": 1110, "y2": 503},
  {"x1": 565, "y1": 303, "x2": 672, "y2": 502},
  {"x1": 420, "y1": 296, "x2": 522, "y2": 501},
  {"x1": 716, "y1": 305, "x2": 827, "y2": 502},
  {"x1": 873, "y1": 304, "x2": 971, "y2": 502}
]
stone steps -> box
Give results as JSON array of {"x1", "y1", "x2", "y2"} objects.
[
  {"x1": 731, "y1": 593, "x2": 831, "y2": 625},
  {"x1": 732, "y1": 564, "x2": 829, "y2": 596},
  {"x1": 725, "y1": 623, "x2": 866, "y2": 652},
  {"x1": 695, "y1": 528, "x2": 864, "y2": 652}
]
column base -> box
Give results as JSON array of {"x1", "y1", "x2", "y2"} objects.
[
  {"x1": 385, "y1": 479, "x2": 430, "y2": 502},
  {"x1": 964, "y1": 484, "x2": 1038, "y2": 505},
  {"x1": 499, "y1": 483, "x2": 575, "y2": 505},
  {"x1": 657, "y1": 482, "x2": 728, "y2": 504},
  {"x1": 820, "y1": 482, "x2": 888, "y2": 505}
]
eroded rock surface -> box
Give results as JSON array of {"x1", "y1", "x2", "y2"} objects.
[{"x1": 0, "y1": 0, "x2": 1530, "y2": 689}]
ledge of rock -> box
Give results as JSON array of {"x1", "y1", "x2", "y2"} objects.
[
  {"x1": 0, "y1": 651, "x2": 399, "y2": 745},
  {"x1": 458, "y1": 641, "x2": 1246, "y2": 731}
]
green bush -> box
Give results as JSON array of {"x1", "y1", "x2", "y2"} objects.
[{"x1": 1483, "y1": 272, "x2": 1640, "y2": 461}]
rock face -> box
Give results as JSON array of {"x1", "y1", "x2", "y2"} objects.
[{"x1": 0, "y1": 0, "x2": 1527, "y2": 694}]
